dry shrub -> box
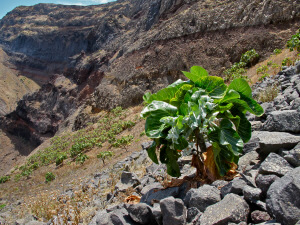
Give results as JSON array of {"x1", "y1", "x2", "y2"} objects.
[{"x1": 256, "y1": 84, "x2": 279, "y2": 102}]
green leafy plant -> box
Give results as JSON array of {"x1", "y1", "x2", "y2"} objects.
[
  {"x1": 256, "y1": 65, "x2": 269, "y2": 75},
  {"x1": 55, "y1": 152, "x2": 68, "y2": 166},
  {"x1": 111, "y1": 135, "x2": 134, "y2": 151},
  {"x1": 76, "y1": 153, "x2": 89, "y2": 164},
  {"x1": 0, "y1": 176, "x2": 10, "y2": 184},
  {"x1": 223, "y1": 49, "x2": 259, "y2": 82},
  {"x1": 282, "y1": 57, "x2": 293, "y2": 67},
  {"x1": 287, "y1": 29, "x2": 300, "y2": 52},
  {"x1": 97, "y1": 151, "x2": 114, "y2": 164},
  {"x1": 0, "y1": 204, "x2": 6, "y2": 209},
  {"x1": 273, "y1": 48, "x2": 282, "y2": 55},
  {"x1": 45, "y1": 172, "x2": 55, "y2": 183},
  {"x1": 258, "y1": 73, "x2": 270, "y2": 82},
  {"x1": 141, "y1": 66, "x2": 263, "y2": 179}
]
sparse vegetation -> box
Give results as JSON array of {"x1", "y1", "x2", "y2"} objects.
[
  {"x1": 256, "y1": 84, "x2": 279, "y2": 103},
  {"x1": 223, "y1": 49, "x2": 259, "y2": 82},
  {"x1": 45, "y1": 172, "x2": 55, "y2": 183},
  {"x1": 0, "y1": 175, "x2": 10, "y2": 184},
  {"x1": 0, "y1": 204, "x2": 6, "y2": 209},
  {"x1": 12, "y1": 107, "x2": 136, "y2": 180},
  {"x1": 273, "y1": 48, "x2": 282, "y2": 55},
  {"x1": 97, "y1": 151, "x2": 114, "y2": 164},
  {"x1": 287, "y1": 29, "x2": 300, "y2": 52},
  {"x1": 256, "y1": 65, "x2": 269, "y2": 75},
  {"x1": 282, "y1": 57, "x2": 293, "y2": 67}
]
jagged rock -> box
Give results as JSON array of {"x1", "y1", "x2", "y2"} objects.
[
  {"x1": 186, "y1": 207, "x2": 202, "y2": 224},
  {"x1": 258, "y1": 153, "x2": 293, "y2": 177},
  {"x1": 266, "y1": 167, "x2": 300, "y2": 225},
  {"x1": 281, "y1": 143, "x2": 300, "y2": 167},
  {"x1": 200, "y1": 193, "x2": 250, "y2": 225},
  {"x1": 140, "y1": 186, "x2": 180, "y2": 205},
  {"x1": 211, "y1": 180, "x2": 229, "y2": 189},
  {"x1": 127, "y1": 203, "x2": 157, "y2": 225},
  {"x1": 263, "y1": 110, "x2": 300, "y2": 133},
  {"x1": 184, "y1": 184, "x2": 221, "y2": 212},
  {"x1": 152, "y1": 203, "x2": 163, "y2": 225},
  {"x1": 221, "y1": 178, "x2": 247, "y2": 198},
  {"x1": 160, "y1": 197, "x2": 186, "y2": 225},
  {"x1": 238, "y1": 151, "x2": 259, "y2": 171},
  {"x1": 251, "y1": 210, "x2": 272, "y2": 224},
  {"x1": 243, "y1": 185, "x2": 262, "y2": 203},
  {"x1": 255, "y1": 220, "x2": 281, "y2": 225},
  {"x1": 255, "y1": 174, "x2": 280, "y2": 197},
  {"x1": 291, "y1": 98, "x2": 300, "y2": 110},
  {"x1": 140, "y1": 182, "x2": 163, "y2": 195},
  {"x1": 243, "y1": 136, "x2": 260, "y2": 154},
  {"x1": 115, "y1": 171, "x2": 141, "y2": 192},
  {"x1": 252, "y1": 131, "x2": 300, "y2": 157}
]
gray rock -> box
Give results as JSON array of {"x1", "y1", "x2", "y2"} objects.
[
  {"x1": 238, "y1": 151, "x2": 259, "y2": 171},
  {"x1": 184, "y1": 184, "x2": 221, "y2": 212},
  {"x1": 243, "y1": 136, "x2": 260, "y2": 154},
  {"x1": 255, "y1": 174, "x2": 280, "y2": 197},
  {"x1": 251, "y1": 210, "x2": 272, "y2": 224},
  {"x1": 221, "y1": 178, "x2": 247, "y2": 198},
  {"x1": 263, "y1": 110, "x2": 300, "y2": 133},
  {"x1": 152, "y1": 203, "x2": 162, "y2": 225},
  {"x1": 211, "y1": 180, "x2": 229, "y2": 189},
  {"x1": 255, "y1": 220, "x2": 281, "y2": 225},
  {"x1": 186, "y1": 207, "x2": 202, "y2": 223},
  {"x1": 115, "y1": 171, "x2": 141, "y2": 192},
  {"x1": 140, "y1": 182, "x2": 163, "y2": 195},
  {"x1": 261, "y1": 102, "x2": 274, "y2": 116},
  {"x1": 25, "y1": 221, "x2": 47, "y2": 225},
  {"x1": 295, "y1": 61, "x2": 300, "y2": 74},
  {"x1": 140, "y1": 186, "x2": 180, "y2": 205},
  {"x1": 266, "y1": 167, "x2": 300, "y2": 225},
  {"x1": 251, "y1": 121, "x2": 263, "y2": 131},
  {"x1": 200, "y1": 193, "x2": 250, "y2": 225},
  {"x1": 253, "y1": 131, "x2": 300, "y2": 157},
  {"x1": 291, "y1": 98, "x2": 300, "y2": 110},
  {"x1": 285, "y1": 91, "x2": 299, "y2": 103},
  {"x1": 259, "y1": 153, "x2": 293, "y2": 177},
  {"x1": 127, "y1": 203, "x2": 157, "y2": 225},
  {"x1": 281, "y1": 143, "x2": 300, "y2": 167},
  {"x1": 160, "y1": 197, "x2": 186, "y2": 225},
  {"x1": 242, "y1": 185, "x2": 262, "y2": 203}
]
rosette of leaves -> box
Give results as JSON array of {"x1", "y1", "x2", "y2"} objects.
[{"x1": 141, "y1": 66, "x2": 263, "y2": 178}]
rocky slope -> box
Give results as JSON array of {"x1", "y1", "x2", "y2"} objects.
[
  {"x1": 0, "y1": 0, "x2": 299, "y2": 180},
  {"x1": 1, "y1": 63, "x2": 299, "y2": 225}
]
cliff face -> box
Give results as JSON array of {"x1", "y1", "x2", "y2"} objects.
[{"x1": 0, "y1": 0, "x2": 299, "y2": 149}]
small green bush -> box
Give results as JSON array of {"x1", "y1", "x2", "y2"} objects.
[
  {"x1": 75, "y1": 153, "x2": 89, "y2": 164},
  {"x1": 256, "y1": 65, "x2": 269, "y2": 75},
  {"x1": 0, "y1": 204, "x2": 6, "y2": 209},
  {"x1": 282, "y1": 57, "x2": 293, "y2": 67},
  {"x1": 55, "y1": 153, "x2": 67, "y2": 166},
  {"x1": 273, "y1": 49, "x2": 282, "y2": 55},
  {"x1": 0, "y1": 176, "x2": 10, "y2": 184},
  {"x1": 45, "y1": 172, "x2": 55, "y2": 183},
  {"x1": 224, "y1": 49, "x2": 259, "y2": 81},
  {"x1": 97, "y1": 151, "x2": 114, "y2": 164},
  {"x1": 287, "y1": 29, "x2": 300, "y2": 52}
]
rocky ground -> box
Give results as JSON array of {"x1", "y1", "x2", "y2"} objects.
[{"x1": 1, "y1": 63, "x2": 299, "y2": 225}]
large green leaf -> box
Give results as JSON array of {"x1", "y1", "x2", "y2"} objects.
[
  {"x1": 145, "y1": 110, "x2": 170, "y2": 138},
  {"x1": 220, "y1": 89, "x2": 240, "y2": 103},
  {"x1": 166, "y1": 148, "x2": 181, "y2": 177},
  {"x1": 228, "y1": 78, "x2": 252, "y2": 98},
  {"x1": 144, "y1": 80, "x2": 189, "y2": 104},
  {"x1": 147, "y1": 141, "x2": 159, "y2": 164},
  {"x1": 230, "y1": 109, "x2": 252, "y2": 143},
  {"x1": 194, "y1": 76, "x2": 227, "y2": 98},
  {"x1": 229, "y1": 98, "x2": 263, "y2": 116},
  {"x1": 219, "y1": 119, "x2": 243, "y2": 156},
  {"x1": 141, "y1": 101, "x2": 178, "y2": 118},
  {"x1": 182, "y1": 66, "x2": 208, "y2": 83},
  {"x1": 174, "y1": 136, "x2": 189, "y2": 150},
  {"x1": 212, "y1": 142, "x2": 234, "y2": 176},
  {"x1": 170, "y1": 84, "x2": 193, "y2": 107}
]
